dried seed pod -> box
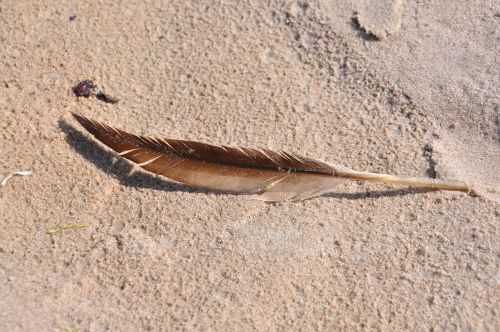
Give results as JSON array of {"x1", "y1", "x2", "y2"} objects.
[
  {"x1": 73, "y1": 80, "x2": 97, "y2": 97},
  {"x1": 73, "y1": 80, "x2": 119, "y2": 104}
]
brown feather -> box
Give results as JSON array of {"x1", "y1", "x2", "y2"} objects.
[
  {"x1": 71, "y1": 113, "x2": 344, "y2": 201},
  {"x1": 72, "y1": 113, "x2": 471, "y2": 200}
]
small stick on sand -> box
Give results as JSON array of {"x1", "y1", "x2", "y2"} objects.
[{"x1": 47, "y1": 223, "x2": 87, "y2": 235}]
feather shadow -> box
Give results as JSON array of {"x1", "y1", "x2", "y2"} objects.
[
  {"x1": 59, "y1": 120, "x2": 209, "y2": 194},
  {"x1": 324, "y1": 187, "x2": 437, "y2": 200},
  {"x1": 60, "y1": 119, "x2": 438, "y2": 200}
]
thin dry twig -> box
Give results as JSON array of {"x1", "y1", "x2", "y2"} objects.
[{"x1": 47, "y1": 223, "x2": 87, "y2": 235}]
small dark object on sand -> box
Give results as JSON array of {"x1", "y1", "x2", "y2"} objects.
[
  {"x1": 73, "y1": 80, "x2": 97, "y2": 97},
  {"x1": 96, "y1": 92, "x2": 120, "y2": 104},
  {"x1": 73, "y1": 80, "x2": 119, "y2": 104},
  {"x1": 69, "y1": 15, "x2": 77, "y2": 21}
]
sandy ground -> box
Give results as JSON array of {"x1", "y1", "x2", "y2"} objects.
[{"x1": 1, "y1": 0, "x2": 499, "y2": 330}]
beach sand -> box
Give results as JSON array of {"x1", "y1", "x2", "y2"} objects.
[{"x1": 1, "y1": 1, "x2": 498, "y2": 330}]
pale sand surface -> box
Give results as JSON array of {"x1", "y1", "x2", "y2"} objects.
[{"x1": 1, "y1": 1, "x2": 499, "y2": 330}]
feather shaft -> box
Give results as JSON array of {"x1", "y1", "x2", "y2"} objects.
[{"x1": 334, "y1": 169, "x2": 470, "y2": 192}]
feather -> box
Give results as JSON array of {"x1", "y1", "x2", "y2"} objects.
[{"x1": 71, "y1": 113, "x2": 471, "y2": 201}]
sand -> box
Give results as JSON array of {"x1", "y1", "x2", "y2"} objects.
[{"x1": 1, "y1": 0, "x2": 498, "y2": 330}]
